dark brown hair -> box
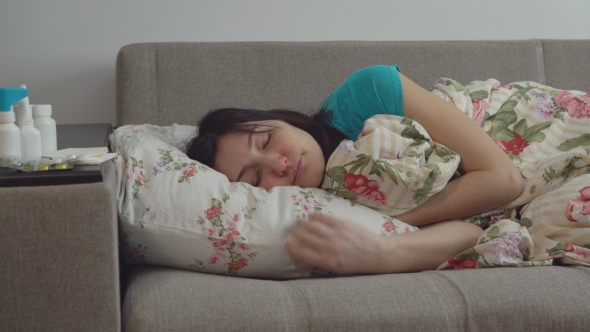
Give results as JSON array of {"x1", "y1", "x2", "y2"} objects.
[{"x1": 186, "y1": 108, "x2": 346, "y2": 169}]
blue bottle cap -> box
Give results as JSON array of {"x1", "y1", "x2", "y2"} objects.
[{"x1": 0, "y1": 87, "x2": 28, "y2": 112}]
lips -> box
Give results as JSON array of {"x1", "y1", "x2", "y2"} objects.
[{"x1": 293, "y1": 157, "x2": 302, "y2": 185}]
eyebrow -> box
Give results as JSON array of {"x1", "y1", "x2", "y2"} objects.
[{"x1": 236, "y1": 132, "x2": 254, "y2": 182}]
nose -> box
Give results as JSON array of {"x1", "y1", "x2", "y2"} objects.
[{"x1": 270, "y1": 155, "x2": 288, "y2": 177}]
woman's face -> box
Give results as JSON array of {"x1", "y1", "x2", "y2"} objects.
[{"x1": 213, "y1": 120, "x2": 326, "y2": 190}]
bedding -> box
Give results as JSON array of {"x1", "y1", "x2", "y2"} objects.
[
  {"x1": 109, "y1": 124, "x2": 417, "y2": 279},
  {"x1": 111, "y1": 77, "x2": 590, "y2": 276},
  {"x1": 322, "y1": 78, "x2": 590, "y2": 268}
]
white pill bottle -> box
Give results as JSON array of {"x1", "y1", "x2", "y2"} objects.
[
  {"x1": 32, "y1": 104, "x2": 57, "y2": 154},
  {"x1": 0, "y1": 87, "x2": 28, "y2": 161}
]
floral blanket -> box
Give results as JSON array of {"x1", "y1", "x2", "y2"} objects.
[{"x1": 322, "y1": 78, "x2": 590, "y2": 269}]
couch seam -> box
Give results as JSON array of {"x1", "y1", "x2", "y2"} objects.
[
  {"x1": 434, "y1": 272, "x2": 474, "y2": 332},
  {"x1": 536, "y1": 39, "x2": 547, "y2": 85}
]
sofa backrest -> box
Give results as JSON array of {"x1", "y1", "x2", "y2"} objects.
[{"x1": 116, "y1": 40, "x2": 590, "y2": 126}]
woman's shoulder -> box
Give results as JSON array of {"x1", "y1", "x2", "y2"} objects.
[
  {"x1": 321, "y1": 64, "x2": 405, "y2": 140},
  {"x1": 348, "y1": 64, "x2": 401, "y2": 80},
  {"x1": 337, "y1": 64, "x2": 402, "y2": 97}
]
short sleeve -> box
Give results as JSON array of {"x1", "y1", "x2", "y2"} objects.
[{"x1": 322, "y1": 65, "x2": 404, "y2": 140}]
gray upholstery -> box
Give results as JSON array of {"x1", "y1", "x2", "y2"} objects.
[
  {"x1": 116, "y1": 40, "x2": 590, "y2": 332},
  {"x1": 116, "y1": 40, "x2": 554, "y2": 126},
  {"x1": 542, "y1": 40, "x2": 590, "y2": 90},
  {"x1": 0, "y1": 161, "x2": 120, "y2": 332},
  {"x1": 123, "y1": 266, "x2": 590, "y2": 332}
]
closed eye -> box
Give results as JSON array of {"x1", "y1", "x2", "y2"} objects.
[
  {"x1": 263, "y1": 132, "x2": 271, "y2": 149},
  {"x1": 254, "y1": 168, "x2": 262, "y2": 187},
  {"x1": 254, "y1": 132, "x2": 271, "y2": 187}
]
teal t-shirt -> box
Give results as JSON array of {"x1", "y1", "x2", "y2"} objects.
[{"x1": 321, "y1": 65, "x2": 404, "y2": 140}]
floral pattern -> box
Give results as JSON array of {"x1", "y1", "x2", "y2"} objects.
[
  {"x1": 343, "y1": 174, "x2": 387, "y2": 204},
  {"x1": 111, "y1": 124, "x2": 417, "y2": 279},
  {"x1": 154, "y1": 147, "x2": 207, "y2": 183},
  {"x1": 291, "y1": 191, "x2": 329, "y2": 220},
  {"x1": 111, "y1": 75, "x2": 590, "y2": 276},
  {"x1": 322, "y1": 116, "x2": 460, "y2": 217},
  {"x1": 565, "y1": 186, "x2": 590, "y2": 222},
  {"x1": 432, "y1": 78, "x2": 590, "y2": 269},
  {"x1": 556, "y1": 91, "x2": 590, "y2": 119},
  {"x1": 198, "y1": 197, "x2": 258, "y2": 275},
  {"x1": 121, "y1": 231, "x2": 148, "y2": 263}
]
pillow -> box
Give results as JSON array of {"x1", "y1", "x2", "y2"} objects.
[{"x1": 110, "y1": 124, "x2": 418, "y2": 279}]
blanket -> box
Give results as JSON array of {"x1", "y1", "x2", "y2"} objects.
[{"x1": 321, "y1": 78, "x2": 590, "y2": 268}]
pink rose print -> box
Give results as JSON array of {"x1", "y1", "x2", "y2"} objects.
[
  {"x1": 448, "y1": 256, "x2": 477, "y2": 269},
  {"x1": 382, "y1": 220, "x2": 397, "y2": 233},
  {"x1": 233, "y1": 213, "x2": 241, "y2": 222},
  {"x1": 556, "y1": 91, "x2": 590, "y2": 119},
  {"x1": 182, "y1": 165, "x2": 198, "y2": 177},
  {"x1": 209, "y1": 256, "x2": 218, "y2": 264},
  {"x1": 491, "y1": 83, "x2": 512, "y2": 92},
  {"x1": 129, "y1": 245, "x2": 147, "y2": 263},
  {"x1": 565, "y1": 186, "x2": 590, "y2": 222},
  {"x1": 228, "y1": 257, "x2": 248, "y2": 271},
  {"x1": 212, "y1": 239, "x2": 227, "y2": 250},
  {"x1": 344, "y1": 173, "x2": 387, "y2": 204},
  {"x1": 136, "y1": 170, "x2": 146, "y2": 182},
  {"x1": 471, "y1": 99, "x2": 488, "y2": 125},
  {"x1": 496, "y1": 132, "x2": 529, "y2": 155},
  {"x1": 205, "y1": 205, "x2": 222, "y2": 220},
  {"x1": 565, "y1": 243, "x2": 590, "y2": 259},
  {"x1": 224, "y1": 228, "x2": 241, "y2": 241}
]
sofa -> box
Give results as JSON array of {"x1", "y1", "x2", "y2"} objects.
[{"x1": 2, "y1": 40, "x2": 590, "y2": 332}]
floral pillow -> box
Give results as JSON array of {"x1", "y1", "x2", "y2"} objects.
[{"x1": 109, "y1": 124, "x2": 418, "y2": 279}]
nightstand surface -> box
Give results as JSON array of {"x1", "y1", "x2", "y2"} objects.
[{"x1": 0, "y1": 123, "x2": 113, "y2": 187}]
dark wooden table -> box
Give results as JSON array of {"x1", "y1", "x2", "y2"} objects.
[{"x1": 0, "y1": 123, "x2": 113, "y2": 187}]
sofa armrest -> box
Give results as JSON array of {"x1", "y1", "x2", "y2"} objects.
[{"x1": 0, "y1": 161, "x2": 120, "y2": 332}]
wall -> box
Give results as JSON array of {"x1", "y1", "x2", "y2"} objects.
[{"x1": 1, "y1": 0, "x2": 589, "y2": 125}]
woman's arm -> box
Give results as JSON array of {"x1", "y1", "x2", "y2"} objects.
[
  {"x1": 286, "y1": 213, "x2": 483, "y2": 274},
  {"x1": 394, "y1": 73, "x2": 524, "y2": 226}
]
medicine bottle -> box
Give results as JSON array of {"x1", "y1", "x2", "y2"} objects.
[
  {"x1": 32, "y1": 104, "x2": 57, "y2": 154},
  {"x1": 20, "y1": 110, "x2": 42, "y2": 162},
  {"x1": 0, "y1": 87, "x2": 28, "y2": 161}
]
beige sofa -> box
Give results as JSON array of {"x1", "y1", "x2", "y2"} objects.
[{"x1": 3, "y1": 40, "x2": 590, "y2": 332}]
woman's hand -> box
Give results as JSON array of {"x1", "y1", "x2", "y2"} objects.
[
  {"x1": 285, "y1": 213, "x2": 393, "y2": 275},
  {"x1": 285, "y1": 212, "x2": 484, "y2": 274}
]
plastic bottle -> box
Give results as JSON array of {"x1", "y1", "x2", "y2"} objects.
[
  {"x1": 32, "y1": 104, "x2": 57, "y2": 154},
  {"x1": 15, "y1": 84, "x2": 30, "y2": 128},
  {"x1": 20, "y1": 110, "x2": 42, "y2": 162},
  {"x1": 0, "y1": 87, "x2": 28, "y2": 161}
]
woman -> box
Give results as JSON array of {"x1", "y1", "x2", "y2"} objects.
[{"x1": 187, "y1": 65, "x2": 524, "y2": 274}]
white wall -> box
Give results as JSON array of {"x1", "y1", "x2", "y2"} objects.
[{"x1": 1, "y1": 0, "x2": 589, "y2": 125}]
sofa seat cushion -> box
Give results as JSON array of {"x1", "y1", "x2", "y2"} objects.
[{"x1": 123, "y1": 265, "x2": 590, "y2": 332}]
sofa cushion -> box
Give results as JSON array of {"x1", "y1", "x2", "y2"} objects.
[
  {"x1": 122, "y1": 265, "x2": 590, "y2": 332},
  {"x1": 116, "y1": 41, "x2": 546, "y2": 126}
]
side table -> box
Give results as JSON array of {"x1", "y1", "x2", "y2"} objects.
[
  {"x1": 0, "y1": 122, "x2": 121, "y2": 331},
  {"x1": 0, "y1": 123, "x2": 113, "y2": 187}
]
